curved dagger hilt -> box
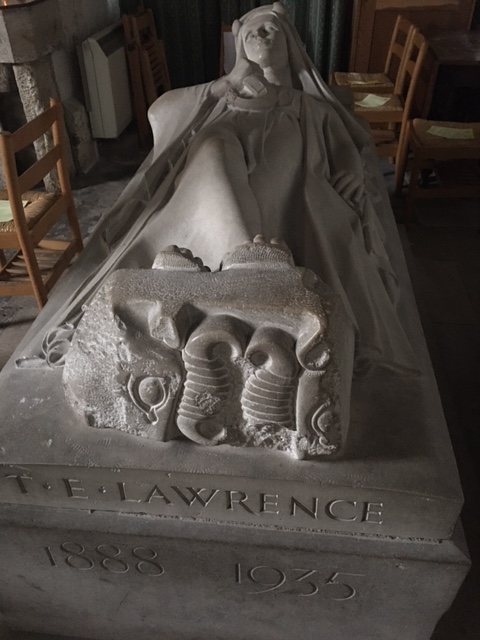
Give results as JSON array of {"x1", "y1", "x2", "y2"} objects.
[
  {"x1": 177, "y1": 315, "x2": 245, "y2": 445},
  {"x1": 242, "y1": 327, "x2": 298, "y2": 429}
]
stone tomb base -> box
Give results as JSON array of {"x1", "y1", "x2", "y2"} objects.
[
  {"x1": 0, "y1": 503, "x2": 469, "y2": 640},
  {"x1": 0, "y1": 354, "x2": 471, "y2": 638},
  {"x1": 0, "y1": 235, "x2": 471, "y2": 637}
]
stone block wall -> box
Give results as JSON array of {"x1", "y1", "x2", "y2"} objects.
[{"x1": 0, "y1": 0, "x2": 121, "y2": 188}]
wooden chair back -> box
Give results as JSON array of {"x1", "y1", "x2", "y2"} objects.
[
  {"x1": 398, "y1": 30, "x2": 429, "y2": 120},
  {"x1": 0, "y1": 99, "x2": 83, "y2": 308},
  {"x1": 391, "y1": 30, "x2": 429, "y2": 193},
  {"x1": 123, "y1": 7, "x2": 171, "y2": 148},
  {"x1": 331, "y1": 15, "x2": 416, "y2": 93},
  {"x1": 352, "y1": 29, "x2": 429, "y2": 194},
  {"x1": 386, "y1": 16, "x2": 417, "y2": 93},
  {"x1": 130, "y1": 9, "x2": 171, "y2": 103}
]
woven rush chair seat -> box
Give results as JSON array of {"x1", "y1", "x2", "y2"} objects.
[
  {"x1": 411, "y1": 119, "x2": 480, "y2": 151},
  {"x1": 353, "y1": 93, "x2": 404, "y2": 120},
  {"x1": 0, "y1": 190, "x2": 58, "y2": 234},
  {"x1": 334, "y1": 72, "x2": 394, "y2": 94}
]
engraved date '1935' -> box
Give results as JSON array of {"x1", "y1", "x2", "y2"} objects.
[{"x1": 235, "y1": 563, "x2": 365, "y2": 599}]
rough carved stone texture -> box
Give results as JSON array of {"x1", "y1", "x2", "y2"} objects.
[{"x1": 63, "y1": 238, "x2": 354, "y2": 460}]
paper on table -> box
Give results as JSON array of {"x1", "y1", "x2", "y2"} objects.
[
  {"x1": 427, "y1": 125, "x2": 474, "y2": 140},
  {"x1": 355, "y1": 94, "x2": 390, "y2": 108},
  {"x1": 350, "y1": 78, "x2": 383, "y2": 85},
  {"x1": 0, "y1": 200, "x2": 30, "y2": 223}
]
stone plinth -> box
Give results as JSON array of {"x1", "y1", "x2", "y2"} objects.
[
  {"x1": 0, "y1": 198, "x2": 470, "y2": 638},
  {"x1": 0, "y1": 504, "x2": 469, "y2": 640},
  {"x1": 0, "y1": 237, "x2": 471, "y2": 639},
  {"x1": 0, "y1": 365, "x2": 471, "y2": 639},
  {"x1": 0, "y1": 298, "x2": 471, "y2": 639},
  {"x1": 0, "y1": 357, "x2": 468, "y2": 540}
]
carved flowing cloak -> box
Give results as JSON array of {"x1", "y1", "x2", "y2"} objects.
[{"x1": 26, "y1": 80, "x2": 418, "y2": 375}]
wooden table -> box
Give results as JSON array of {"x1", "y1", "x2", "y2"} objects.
[{"x1": 424, "y1": 31, "x2": 480, "y2": 121}]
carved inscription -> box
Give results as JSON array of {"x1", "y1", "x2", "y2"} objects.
[
  {"x1": 235, "y1": 564, "x2": 365, "y2": 600},
  {"x1": 44, "y1": 543, "x2": 165, "y2": 576},
  {"x1": 4, "y1": 472, "x2": 384, "y2": 527},
  {"x1": 41, "y1": 543, "x2": 365, "y2": 602},
  {"x1": 0, "y1": 467, "x2": 388, "y2": 535}
]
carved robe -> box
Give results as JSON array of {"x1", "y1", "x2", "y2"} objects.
[
  {"x1": 21, "y1": 10, "x2": 418, "y2": 377},
  {"x1": 51, "y1": 82, "x2": 414, "y2": 374}
]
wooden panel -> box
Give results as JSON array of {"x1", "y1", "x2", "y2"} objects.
[
  {"x1": 350, "y1": 0, "x2": 377, "y2": 71},
  {"x1": 350, "y1": 0, "x2": 476, "y2": 72},
  {"x1": 376, "y1": 0, "x2": 459, "y2": 8}
]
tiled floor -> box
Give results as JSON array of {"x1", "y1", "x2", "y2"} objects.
[{"x1": 0, "y1": 133, "x2": 479, "y2": 639}]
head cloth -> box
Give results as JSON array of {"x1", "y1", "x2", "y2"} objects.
[{"x1": 232, "y1": 2, "x2": 370, "y2": 149}]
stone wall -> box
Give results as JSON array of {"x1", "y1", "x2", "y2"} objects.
[{"x1": 0, "y1": 0, "x2": 121, "y2": 187}]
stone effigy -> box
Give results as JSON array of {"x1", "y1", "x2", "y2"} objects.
[
  {"x1": 63, "y1": 238, "x2": 354, "y2": 459},
  {"x1": 12, "y1": 0, "x2": 420, "y2": 460},
  {"x1": 18, "y1": 3, "x2": 417, "y2": 379},
  {"x1": 0, "y1": 4, "x2": 469, "y2": 639}
]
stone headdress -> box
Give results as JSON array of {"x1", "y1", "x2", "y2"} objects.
[{"x1": 232, "y1": 2, "x2": 370, "y2": 148}]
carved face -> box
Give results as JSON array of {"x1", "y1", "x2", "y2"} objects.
[{"x1": 242, "y1": 15, "x2": 288, "y2": 69}]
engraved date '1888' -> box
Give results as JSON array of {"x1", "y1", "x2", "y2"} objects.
[
  {"x1": 44, "y1": 543, "x2": 165, "y2": 575},
  {"x1": 235, "y1": 564, "x2": 365, "y2": 599}
]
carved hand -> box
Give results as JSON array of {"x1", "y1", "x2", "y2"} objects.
[
  {"x1": 329, "y1": 171, "x2": 366, "y2": 211},
  {"x1": 210, "y1": 59, "x2": 268, "y2": 99}
]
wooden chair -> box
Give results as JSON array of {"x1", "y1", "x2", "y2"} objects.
[
  {"x1": 123, "y1": 7, "x2": 171, "y2": 148},
  {"x1": 132, "y1": 10, "x2": 171, "y2": 107},
  {"x1": 123, "y1": 13, "x2": 150, "y2": 149},
  {"x1": 353, "y1": 30, "x2": 429, "y2": 194},
  {"x1": 332, "y1": 16, "x2": 416, "y2": 94},
  {"x1": 404, "y1": 118, "x2": 480, "y2": 223},
  {"x1": 0, "y1": 99, "x2": 83, "y2": 309}
]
